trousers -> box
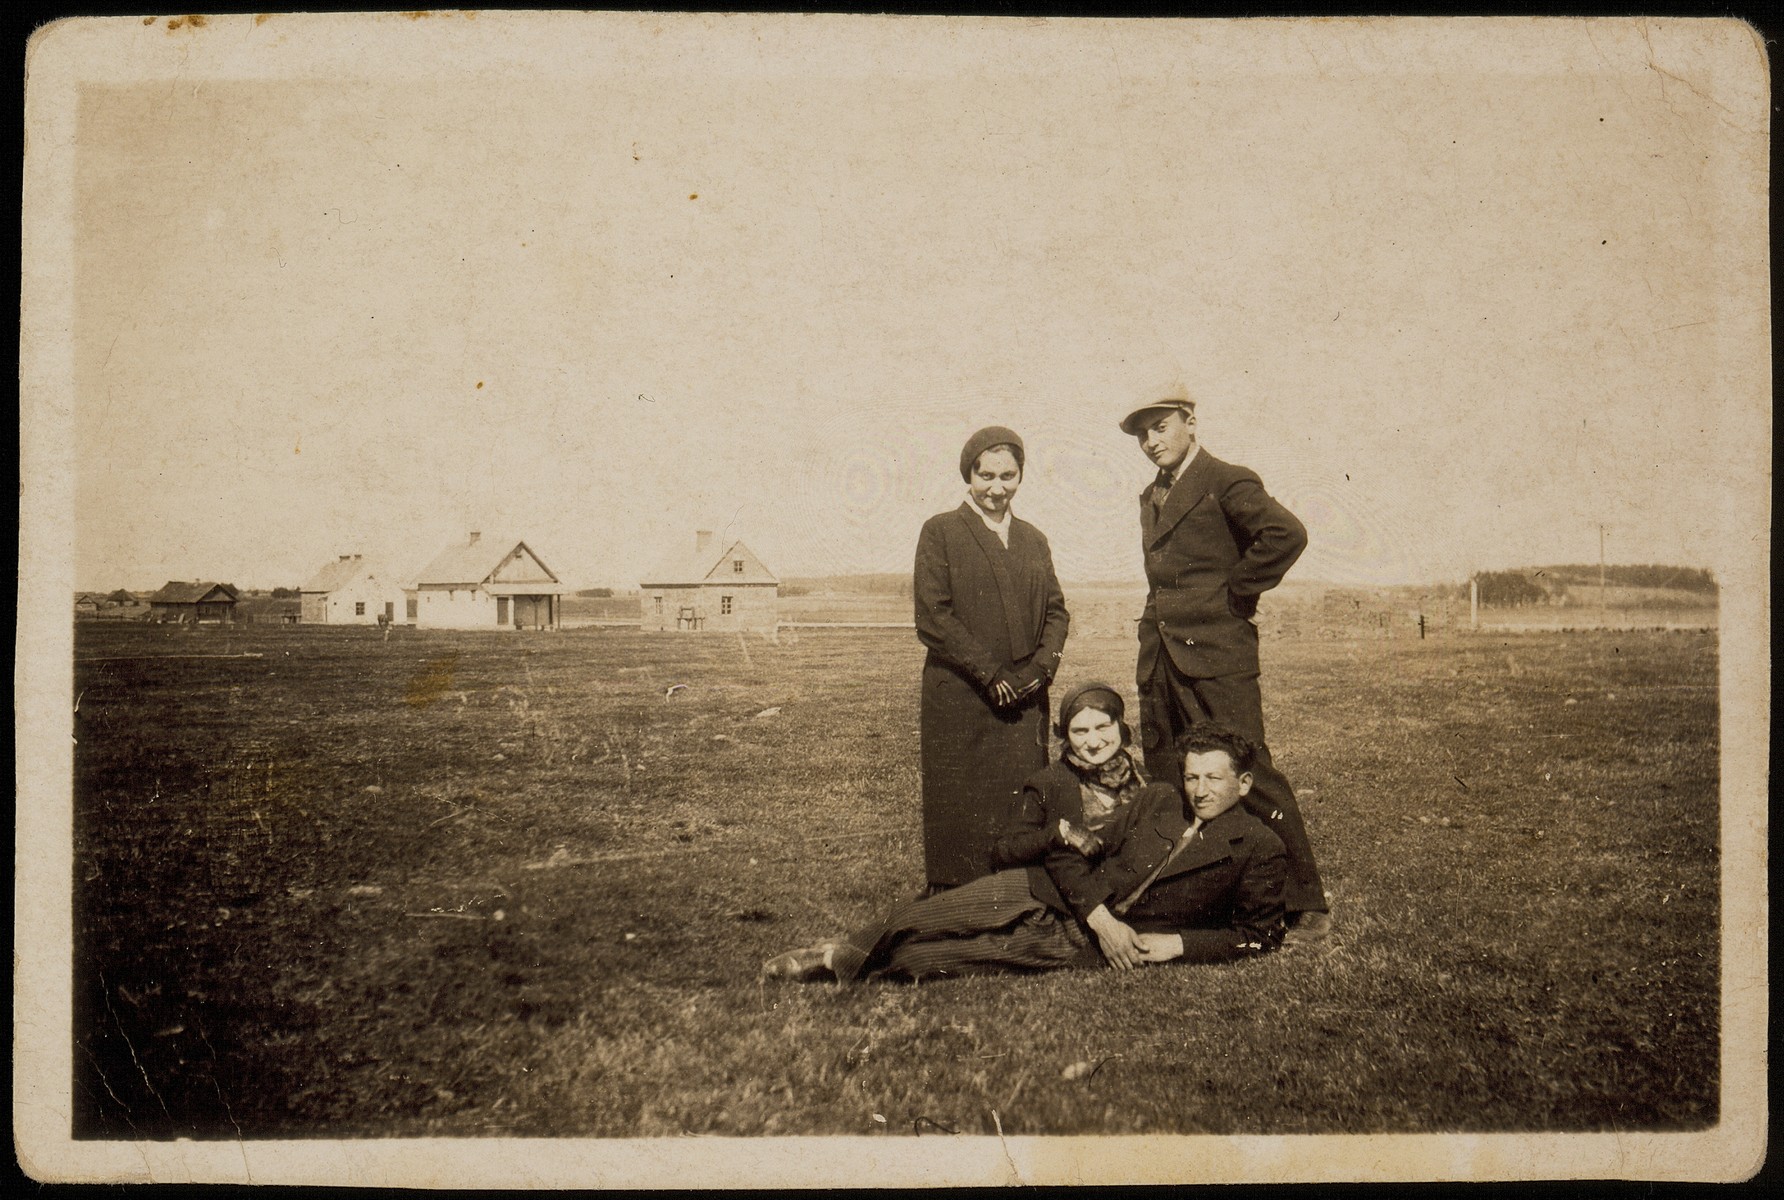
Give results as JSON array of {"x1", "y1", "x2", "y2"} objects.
[
  {"x1": 832, "y1": 870, "x2": 1099, "y2": 981},
  {"x1": 1137, "y1": 641, "x2": 1327, "y2": 913}
]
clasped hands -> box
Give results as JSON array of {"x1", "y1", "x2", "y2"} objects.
[
  {"x1": 1086, "y1": 904, "x2": 1183, "y2": 970},
  {"x1": 988, "y1": 665, "x2": 1046, "y2": 709}
]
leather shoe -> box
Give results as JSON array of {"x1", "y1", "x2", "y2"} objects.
[
  {"x1": 761, "y1": 943, "x2": 838, "y2": 982},
  {"x1": 1281, "y1": 910, "x2": 1332, "y2": 947}
]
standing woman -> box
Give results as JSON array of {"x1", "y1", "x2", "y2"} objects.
[{"x1": 913, "y1": 426, "x2": 1070, "y2": 890}]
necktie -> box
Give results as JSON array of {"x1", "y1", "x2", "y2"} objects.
[
  {"x1": 1151, "y1": 468, "x2": 1174, "y2": 516},
  {"x1": 1114, "y1": 818, "x2": 1203, "y2": 915}
]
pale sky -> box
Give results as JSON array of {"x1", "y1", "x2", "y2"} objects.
[{"x1": 56, "y1": 15, "x2": 1770, "y2": 591}]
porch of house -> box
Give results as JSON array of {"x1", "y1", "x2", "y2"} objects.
[{"x1": 494, "y1": 590, "x2": 559, "y2": 631}]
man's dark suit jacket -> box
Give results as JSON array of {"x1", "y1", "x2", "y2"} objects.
[
  {"x1": 1140, "y1": 448, "x2": 1307, "y2": 680},
  {"x1": 1012, "y1": 772, "x2": 1288, "y2": 964}
]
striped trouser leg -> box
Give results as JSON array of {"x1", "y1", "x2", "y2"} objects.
[
  {"x1": 878, "y1": 909, "x2": 1095, "y2": 981},
  {"x1": 832, "y1": 870, "x2": 1050, "y2": 980}
]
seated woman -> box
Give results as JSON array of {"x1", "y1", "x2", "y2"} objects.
[
  {"x1": 989, "y1": 682, "x2": 1149, "y2": 869},
  {"x1": 762, "y1": 684, "x2": 1155, "y2": 982}
]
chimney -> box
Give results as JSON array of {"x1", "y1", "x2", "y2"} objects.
[
  {"x1": 468, "y1": 531, "x2": 481, "y2": 546},
  {"x1": 695, "y1": 530, "x2": 713, "y2": 553}
]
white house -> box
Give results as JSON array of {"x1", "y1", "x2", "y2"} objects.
[
  {"x1": 639, "y1": 530, "x2": 780, "y2": 632},
  {"x1": 413, "y1": 532, "x2": 562, "y2": 630},
  {"x1": 300, "y1": 554, "x2": 407, "y2": 625}
]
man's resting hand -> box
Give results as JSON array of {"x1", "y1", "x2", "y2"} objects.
[
  {"x1": 1133, "y1": 932, "x2": 1185, "y2": 964},
  {"x1": 1085, "y1": 904, "x2": 1144, "y2": 971}
]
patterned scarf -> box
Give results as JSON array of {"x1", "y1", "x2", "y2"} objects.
[
  {"x1": 1063, "y1": 747, "x2": 1147, "y2": 834},
  {"x1": 1064, "y1": 745, "x2": 1140, "y2": 791}
]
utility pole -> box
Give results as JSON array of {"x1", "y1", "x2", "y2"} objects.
[{"x1": 1599, "y1": 524, "x2": 1608, "y2": 627}]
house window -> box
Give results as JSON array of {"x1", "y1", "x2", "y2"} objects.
[
  {"x1": 355, "y1": 602, "x2": 366, "y2": 616},
  {"x1": 720, "y1": 595, "x2": 733, "y2": 615},
  {"x1": 733, "y1": 560, "x2": 744, "y2": 573}
]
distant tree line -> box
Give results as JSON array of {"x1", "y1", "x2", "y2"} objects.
[
  {"x1": 1468, "y1": 571, "x2": 1548, "y2": 606},
  {"x1": 1465, "y1": 564, "x2": 1716, "y2": 606},
  {"x1": 1530, "y1": 564, "x2": 1717, "y2": 593}
]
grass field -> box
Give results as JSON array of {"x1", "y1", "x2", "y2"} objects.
[{"x1": 71, "y1": 619, "x2": 1718, "y2": 1138}]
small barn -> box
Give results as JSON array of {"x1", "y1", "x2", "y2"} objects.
[
  {"x1": 640, "y1": 531, "x2": 779, "y2": 632},
  {"x1": 413, "y1": 532, "x2": 562, "y2": 630},
  {"x1": 148, "y1": 581, "x2": 239, "y2": 624},
  {"x1": 300, "y1": 554, "x2": 406, "y2": 625}
]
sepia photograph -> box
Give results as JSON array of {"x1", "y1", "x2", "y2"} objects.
[{"x1": 16, "y1": 11, "x2": 1769, "y2": 1187}]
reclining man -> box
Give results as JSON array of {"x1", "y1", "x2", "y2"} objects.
[{"x1": 762, "y1": 724, "x2": 1287, "y2": 983}]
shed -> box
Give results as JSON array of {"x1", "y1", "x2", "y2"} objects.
[
  {"x1": 413, "y1": 532, "x2": 562, "y2": 630},
  {"x1": 148, "y1": 581, "x2": 239, "y2": 624},
  {"x1": 300, "y1": 554, "x2": 408, "y2": 625},
  {"x1": 640, "y1": 531, "x2": 779, "y2": 632}
]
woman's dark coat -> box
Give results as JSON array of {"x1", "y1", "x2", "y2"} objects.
[{"x1": 913, "y1": 502, "x2": 1070, "y2": 887}]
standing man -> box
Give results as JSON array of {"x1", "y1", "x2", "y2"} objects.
[{"x1": 1120, "y1": 385, "x2": 1331, "y2": 943}]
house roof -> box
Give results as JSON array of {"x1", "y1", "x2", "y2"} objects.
[
  {"x1": 414, "y1": 537, "x2": 559, "y2": 587},
  {"x1": 149, "y1": 581, "x2": 238, "y2": 604},
  {"x1": 640, "y1": 538, "x2": 779, "y2": 587},
  {"x1": 301, "y1": 556, "x2": 376, "y2": 594}
]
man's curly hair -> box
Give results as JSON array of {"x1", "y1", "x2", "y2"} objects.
[{"x1": 1172, "y1": 723, "x2": 1257, "y2": 773}]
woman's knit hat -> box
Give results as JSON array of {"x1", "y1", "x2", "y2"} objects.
[
  {"x1": 1055, "y1": 682, "x2": 1129, "y2": 743},
  {"x1": 958, "y1": 426, "x2": 1025, "y2": 482}
]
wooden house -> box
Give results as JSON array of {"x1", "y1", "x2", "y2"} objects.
[
  {"x1": 148, "y1": 581, "x2": 239, "y2": 624},
  {"x1": 300, "y1": 554, "x2": 407, "y2": 625},
  {"x1": 640, "y1": 531, "x2": 779, "y2": 632},
  {"x1": 413, "y1": 532, "x2": 562, "y2": 630}
]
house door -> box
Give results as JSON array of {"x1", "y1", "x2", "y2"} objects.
[
  {"x1": 384, "y1": 601, "x2": 394, "y2": 620},
  {"x1": 496, "y1": 596, "x2": 509, "y2": 625}
]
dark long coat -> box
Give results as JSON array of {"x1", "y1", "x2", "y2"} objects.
[
  {"x1": 913, "y1": 503, "x2": 1070, "y2": 887},
  {"x1": 992, "y1": 758, "x2": 1153, "y2": 907}
]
